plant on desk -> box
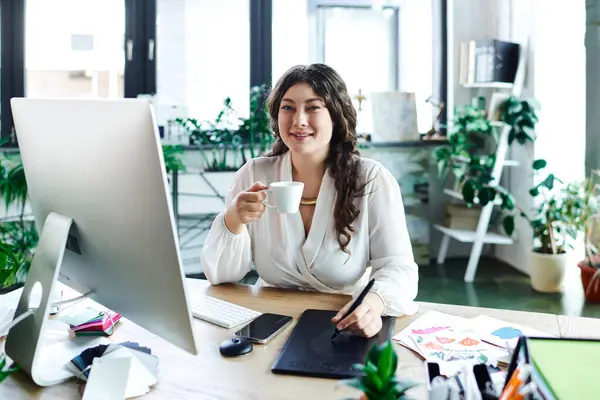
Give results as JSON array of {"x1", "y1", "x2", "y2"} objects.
[
  {"x1": 0, "y1": 353, "x2": 19, "y2": 384},
  {"x1": 339, "y1": 340, "x2": 417, "y2": 400}
]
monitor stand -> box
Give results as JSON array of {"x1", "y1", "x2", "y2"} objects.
[{"x1": 5, "y1": 212, "x2": 104, "y2": 386}]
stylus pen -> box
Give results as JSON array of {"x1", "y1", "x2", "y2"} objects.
[{"x1": 331, "y1": 279, "x2": 375, "y2": 340}]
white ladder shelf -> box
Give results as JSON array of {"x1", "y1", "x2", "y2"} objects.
[{"x1": 435, "y1": 41, "x2": 527, "y2": 283}]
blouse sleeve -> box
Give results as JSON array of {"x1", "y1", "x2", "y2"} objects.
[
  {"x1": 365, "y1": 164, "x2": 419, "y2": 317},
  {"x1": 200, "y1": 161, "x2": 254, "y2": 285}
]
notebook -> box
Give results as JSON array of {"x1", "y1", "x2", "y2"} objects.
[
  {"x1": 507, "y1": 336, "x2": 600, "y2": 400},
  {"x1": 528, "y1": 338, "x2": 600, "y2": 400}
]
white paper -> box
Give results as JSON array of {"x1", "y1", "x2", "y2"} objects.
[
  {"x1": 101, "y1": 346, "x2": 156, "y2": 398},
  {"x1": 392, "y1": 311, "x2": 509, "y2": 376},
  {"x1": 83, "y1": 356, "x2": 132, "y2": 400},
  {"x1": 470, "y1": 315, "x2": 554, "y2": 349}
]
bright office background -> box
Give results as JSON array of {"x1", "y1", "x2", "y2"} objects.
[{"x1": 24, "y1": 0, "x2": 435, "y2": 135}]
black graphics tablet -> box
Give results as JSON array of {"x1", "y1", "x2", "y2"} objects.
[{"x1": 271, "y1": 309, "x2": 395, "y2": 379}]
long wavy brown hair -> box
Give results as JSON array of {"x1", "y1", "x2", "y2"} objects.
[{"x1": 265, "y1": 63, "x2": 366, "y2": 254}]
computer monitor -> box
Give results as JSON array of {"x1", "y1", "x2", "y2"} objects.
[{"x1": 6, "y1": 98, "x2": 198, "y2": 386}]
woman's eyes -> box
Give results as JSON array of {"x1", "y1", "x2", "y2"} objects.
[{"x1": 280, "y1": 105, "x2": 321, "y2": 111}]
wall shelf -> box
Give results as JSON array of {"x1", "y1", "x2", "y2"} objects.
[{"x1": 434, "y1": 225, "x2": 513, "y2": 245}]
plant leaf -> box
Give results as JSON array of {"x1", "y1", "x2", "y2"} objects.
[
  {"x1": 532, "y1": 159, "x2": 547, "y2": 170},
  {"x1": 377, "y1": 341, "x2": 396, "y2": 383},
  {"x1": 363, "y1": 361, "x2": 384, "y2": 392},
  {"x1": 462, "y1": 180, "x2": 476, "y2": 204},
  {"x1": 529, "y1": 186, "x2": 539, "y2": 197},
  {"x1": 544, "y1": 174, "x2": 555, "y2": 190},
  {"x1": 503, "y1": 215, "x2": 515, "y2": 236}
]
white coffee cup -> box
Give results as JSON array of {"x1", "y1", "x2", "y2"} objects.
[{"x1": 261, "y1": 181, "x2": 304, "y2": 214}]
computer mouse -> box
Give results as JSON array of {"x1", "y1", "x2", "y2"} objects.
[{"x1": 219, "y1": 337, "x2": 253, "y2": 357}]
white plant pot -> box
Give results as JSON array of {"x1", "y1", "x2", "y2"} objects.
[{"x1": 529, "y1": 251, "x2": 569, "y2": 293}]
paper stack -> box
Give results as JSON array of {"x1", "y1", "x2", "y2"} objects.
[
  {"x1": 66, "y1": 341, "x2": 159, "y2": 399},
  {"x1": 392, "y1": 311, "x2": 553, "y2": 376}
]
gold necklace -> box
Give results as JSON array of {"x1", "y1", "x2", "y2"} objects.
[{"x1": 300, "y1": 197, "x2": 318, "y2": 206}]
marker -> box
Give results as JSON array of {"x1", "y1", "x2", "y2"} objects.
[
  {"x1": 512, "y1": 382, "x2": 538, "y2": 400},
  {"x1": 499, "y1": 363, "x2": 532, "y2": 400}
]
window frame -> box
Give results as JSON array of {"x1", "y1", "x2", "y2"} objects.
[{"x1": 311, "y1": 1, "x2": 400, "y2": 91}]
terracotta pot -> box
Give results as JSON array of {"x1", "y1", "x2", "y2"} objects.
[
  {"x1": 577, "y1": 258, "x2": 600, "y2": 303},
  {"x1": 529, "y1": 251, "x2": 569, "y2": 292}
]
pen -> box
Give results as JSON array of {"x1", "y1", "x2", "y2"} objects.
[{"x1": 331, "y1": 278, "x2": 375, "y2": 340}]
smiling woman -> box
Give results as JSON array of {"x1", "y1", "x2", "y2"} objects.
[{"x1": 201, "y1": 63, "x2": 419, "y2": 339}]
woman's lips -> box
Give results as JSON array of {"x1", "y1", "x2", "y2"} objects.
[{"x1": 290, "y1": 132, "x2": 314, "y2": 141}]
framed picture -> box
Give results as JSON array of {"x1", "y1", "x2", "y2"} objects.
[{"x1": 370, "y1": 91, "x2": 419, "y2": 142}]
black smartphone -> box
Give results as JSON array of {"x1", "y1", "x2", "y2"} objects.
[{"x1": 234, "y1": 313, "x2": 293, "y2": 344}]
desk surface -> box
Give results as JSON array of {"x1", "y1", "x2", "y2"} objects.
[{"x1": 2, "y1": 279, "x2": 600, "y2": 400}]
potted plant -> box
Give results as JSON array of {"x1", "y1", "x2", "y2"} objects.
[
  {"x1": 578, "y1": 213, "x2": 600, "y2": 302},
  {"x1": 339, "y1": 340, "x2": 417, "y2": 400},
  {"x1": 576, "y1": 169, "x2": 600, "y2": 302},
  {"x1": 517, "y1": 161, "x2": 587, "y2": 292}
]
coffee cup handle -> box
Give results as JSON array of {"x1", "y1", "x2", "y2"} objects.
[{"x1": 260, "y1": 189, "x2": 276, "y2": 208}]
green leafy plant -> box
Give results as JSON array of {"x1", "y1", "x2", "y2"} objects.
[
  {"x1": 433, "y1": 96, "x2": 541, "y2": 236},
  {"x1": 238, "y1": 84, "x2": 274, "y2": 157},
  {"x1": 0, "y1": 153, "x2": 37, "y2": 288},
  {"x1": 339, "y1": 340, "x2": 417, "y2": 400},
  {"x1": 0, "y1": 353, "x2": 19, "y2": 383},
  {"x1": 175, "y1": 85, "x2": 273, "y2": 172},
  {"x1": 502, "y1": 96, "x2": 540, "y2": 145},
  {"x1": 162, "y1": 145, "x2": 186, "y2": 174},
  {"x1": 498, "y1": 160, "x2": 593, "y2": 254},
  {"x1": 433, "y1": 104, "x2": 493, "y2": 186}
]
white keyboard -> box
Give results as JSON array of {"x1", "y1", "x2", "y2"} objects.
[{"x1": 188, "y1": 292, "x2": 261, "y2": 329}]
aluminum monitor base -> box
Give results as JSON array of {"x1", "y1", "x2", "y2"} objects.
[{"x1": 5, "y1": 212, "x2": 85, "y2": 386}]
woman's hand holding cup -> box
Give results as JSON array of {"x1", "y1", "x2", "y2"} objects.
[{"x1": 224, "y1": 181, "x2": 269, "y2": 234}]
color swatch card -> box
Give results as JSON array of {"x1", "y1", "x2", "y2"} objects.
[
  {"x1": 60, "y1": 306, "x2": 122, "y2": 337},
  {"x1": 67, "y1": 341, "x2": 159, "y2": 399}
]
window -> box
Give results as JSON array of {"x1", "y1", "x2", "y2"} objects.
[
  {"x1": 25, "y1": 0, "x2": 125, "y2": 99},
  {"x1": 156, "y1": 0, "x2": 250, "y2": 125},
  {"x1": 317, "y1": 6, "x2": 398, "y2": 94},
  {"x1": 272, "y1": 0, "x2": 309, "y2": 83},
  {"x1": 307, "y1": 0, "x2": 433, "y2": 135}
]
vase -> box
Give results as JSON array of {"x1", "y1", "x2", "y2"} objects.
[
  {"x1": 529, "y1": 251, "x2": 569, "y2": 293},
  {"x1": 577, "y1": 257, "x2": 600, "y2": 303}
]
